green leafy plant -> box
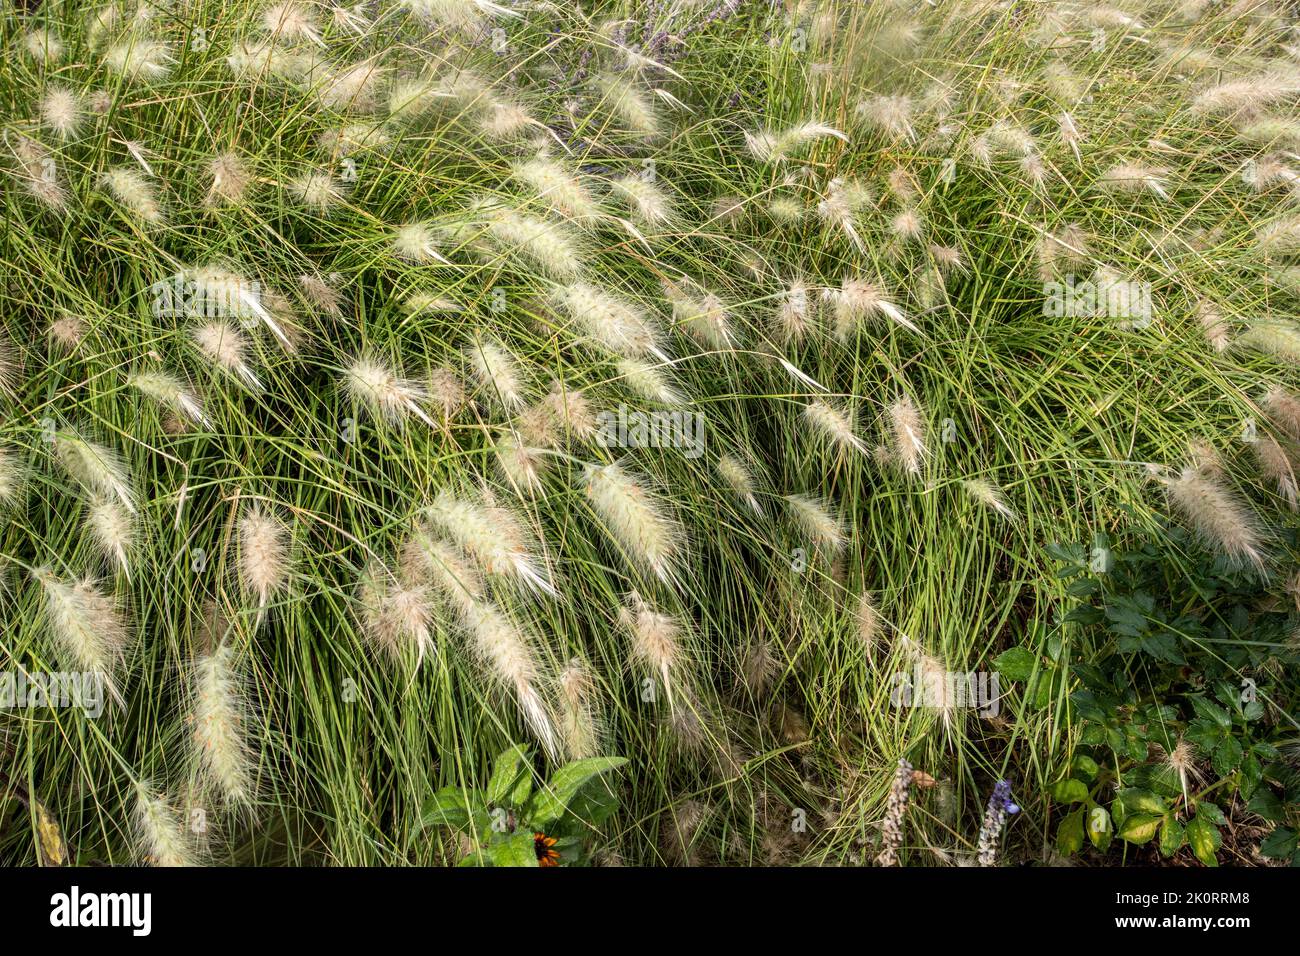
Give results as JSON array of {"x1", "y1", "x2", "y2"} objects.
[
  {"x1": 416, "y1": 747, "x2": 627, "y2": 867},
  {"x1": 1010, "y1": 533, "x2": 1300, "y2": 865}
]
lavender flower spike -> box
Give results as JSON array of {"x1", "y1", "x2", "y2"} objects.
[{"x1": 976, "y1": 780, "x2": 1019, "y2": 866}]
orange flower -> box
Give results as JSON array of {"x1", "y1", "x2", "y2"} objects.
[{"x1": 533, "y1": 832, "x2": 559, "y2": 867}]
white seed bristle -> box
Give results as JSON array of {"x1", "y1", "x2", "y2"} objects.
[
  {"x1": 583, "y1": 462, "x2": 682, "y2": 586},
  {"x1": 192, "y1": 641, "x2": 254, "y2": 805}
]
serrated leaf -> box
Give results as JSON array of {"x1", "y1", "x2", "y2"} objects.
[
  {"x1": 1260, "y1": 827, "x2": 1297, "y2": 859},
  {"x1": 1196, "y1": 801, "x2": 1226, "y2": 825},
  {"x1": 1240, "y1": 753, "x2": 1262, "y2": 799},
  {"x1": 1212, "y1": 737, "x2": 1242, "y2": 777},
  {"x1": 1246, "y1": 788, "x2": 1285, "y2": 823},
  {"x1": 1191, "y1": 696, "x2": 1232, "y2": 729},
  {"x1": 1064, "y1": 606, "x2": 1105, "y2": 626},
  {"x1": 993, "y1": 647, "x2": 1036, "y2": 682}
]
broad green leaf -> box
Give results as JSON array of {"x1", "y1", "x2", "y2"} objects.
[
  {"x1": 1191, "y1": 697, "x2": 1232, "y2": 729},
  {"x1": 1087, "y1": 805, "x2": 1112, "y2": 852},
  {"x1": 1052, "y1": 778, "x2": 1090, "y2": 804},
  {"x1": 491, "y1": 831, "x2": 539, "y2": 868},
  {"x1": 487, "y1": 745, "x2": 534, "y2": 807},
  {"x1": 1196, "y1": 801, "x2": 1226, "y2": 825},
  {"x1": 1159, "y1": 816, "x2": 1184, "y2": 858},
  {"x1": 1186, "y1": 817, "x2": 1221, "y2": 867},
  {"x1": 528, "y1": 756, "x2": 628, "y2": 829},
  {"x1": 1056, "y1": 808, "x2": 1085, "y2": 855},
  {"x1": 1246, "y1": 788, "x2": 1285, "y2": 823},
  {"x1": 1240, "y1": 753, "x2": 1262, "y2": 799},
  {"x1": 1211, "y1": 738, "x2": 1242, "y2": 777},
  {"x1": 1118, "y1": 814, "x2": 1161, "y2": 844},
  {"x1": 1260, "y1": 827, "x2": 1297, "y2": 859},
  {"x1": 1071, "y1": 754, "x2": 1099, "y2": 782},
  {"x1": 993, "y1": 647, "x2": 1036, "y2": 682},
  {"x1": 1119, "y1": 789, "x2": 1167, "y2": 815}
]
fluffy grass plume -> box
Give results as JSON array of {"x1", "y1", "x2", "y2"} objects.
[{"x1": 6, "y1": 0, "x2": 1300, "y2": 871}]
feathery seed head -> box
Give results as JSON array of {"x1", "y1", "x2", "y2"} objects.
[
  {"x1": 392, "y1": 222, "x2": 449, "y2": 263},
  {"x1": 401, "y1": 529, "x2": 484, "y2": 613},
  {"x1": 775, "y1": 280, "x2": 813, "y2": 342},
  {"x1": 619, "y1": 592, "x2": 686, "y2": 706},
  {"x1": 6, "y1": 132, "x2": 68, "y2": 211},
  {"x1": 716, "y1": 453, "x2": 764, "y2": 516},
  {"x1": 39, "y1": 87, "x2": 82, "y2": 139},
  {"x1": 100, "y1": 167, "x2": 163, "y2": 223},
  {"x1": 1196, "y1": 300, "x2": 1231, "y2": 352},
  {"x1": 105, "y1": 37, "x2": 173, "y2": 81},
  {"x1": 358, "y1": 562, "x2": 437, "y2": 665},
  {"x1": 460, "y1": 597, "x2": 560, "y2": 758},
  {"x1": 23, "y1": 29, "x2": 63, "y2": 62},
  {"x1": 1251, "y1": 434, "x2": 1298, "y2": 510},
  {"x1": 467, "y1": 339, "x2": 527, "y2": 410},
  {"x1": 1238, "y1": 322, "x2": 1300, "y2": 362},
  {"x1": 517, "y1": 381, "x2": 597, "y2": 447},
  {"x1": 298, "y1": 273, "x2": 343, "y2": 316},
  {"x1": 744, "y1": 120, "x2": 848, "y2": 162},
  {"x1": 1161, "y1": 465, "x2": 1268, "y2": 572},
  {"x1": 426, "y1": 491, "x2": 556, "y2": 597},
  {"x1": 665, "y1": 281, "x2": 736, "y2": 350},
  {"x1": 1262, "y1": 386, "x2": 1300, "y2": 441},
  {"x1": 825, "y1": 277, "x2": 914, "y2": 338},
  {"x1": 0, "y1": 448, "x2": 24, "y2": 507},
  {"x1": 551, "y1": 282, "x2": 661, "y2": 358},
  {"x1": 238, "y1": 505, "x2": 291, "y2": 613},
  {"x1": 583, "y1": 462, "x2": 682, "y2": 586},
  {"x1": 134, "y1": 782, "x2": 199, "y2": 867},
  {"x1": 785, "y1": 493, "x2": 844, "y2": 553},
  {"x1": 319, "y1": 60, "x2": 386, "y2": 112},
  {"x1": 289, "y1": 170, "x2": 344, "y2": 212},
  {"x1": 476, "y1": 201, "x2": 584, "y2": 277},
  {"x1": 495, "y1": 432, "x2": 549, "y2": 497},
  {"x1": 128, "y1": 369, "x2": 210, "y2": 427},
  {"x1": 48, "y1": 315, "x2": 88, "y2": 353},
  {"x1": 262, "y1": 2, "x2": 324, "y2": 45},
  {"x1": 207, "y1": 152, "x2": 253, "y2": 206},
  {"x1": 615, "y1": 357, "x2": 683, "y2": 406},
  {"x1": 33, "y1": 569, "x2": 131, "y2": 707},
  {"x1": 610, "y1": 173, "x2": 675, "y2": 227},
  {"x1": 86, "y1": 496, "x2": 134, "y2": 579},
  {"x1": 558, "y1": 658, "x2": 601, "y2": 760},
  {"x1": 961, "y1": 478, "x2": 1018, "y2": 522},
  {"x1": 857, "y1": 94, "x2": 915, "y2": 141},
  {"x1": 805, "y1": 400, "x2": 868, "y2": 455},
  {"x1": 888, "y1": 396, "x2": 928, "y2": 477},
  {"x1": 343, "y1": 355, "x2": 433, "y2": 427},
  {"x1": 192, "y1": 641, "x2": 254, "y2": 805},
  {"x1": 512, "y1": 156, "x2": 599, "y2": 219},
  {"x1": 1098, "y1": 162, "x2": 1170, "y2": 199},
  {"x1": 193, "y1": 321, "x2": 262, "y2": 391},
  {"x1": 857, "y1": 592, "x2": 881, "y2": 653},
  {"x1": 52, "y1": 428, "x2": 134, "y2": 513}
]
